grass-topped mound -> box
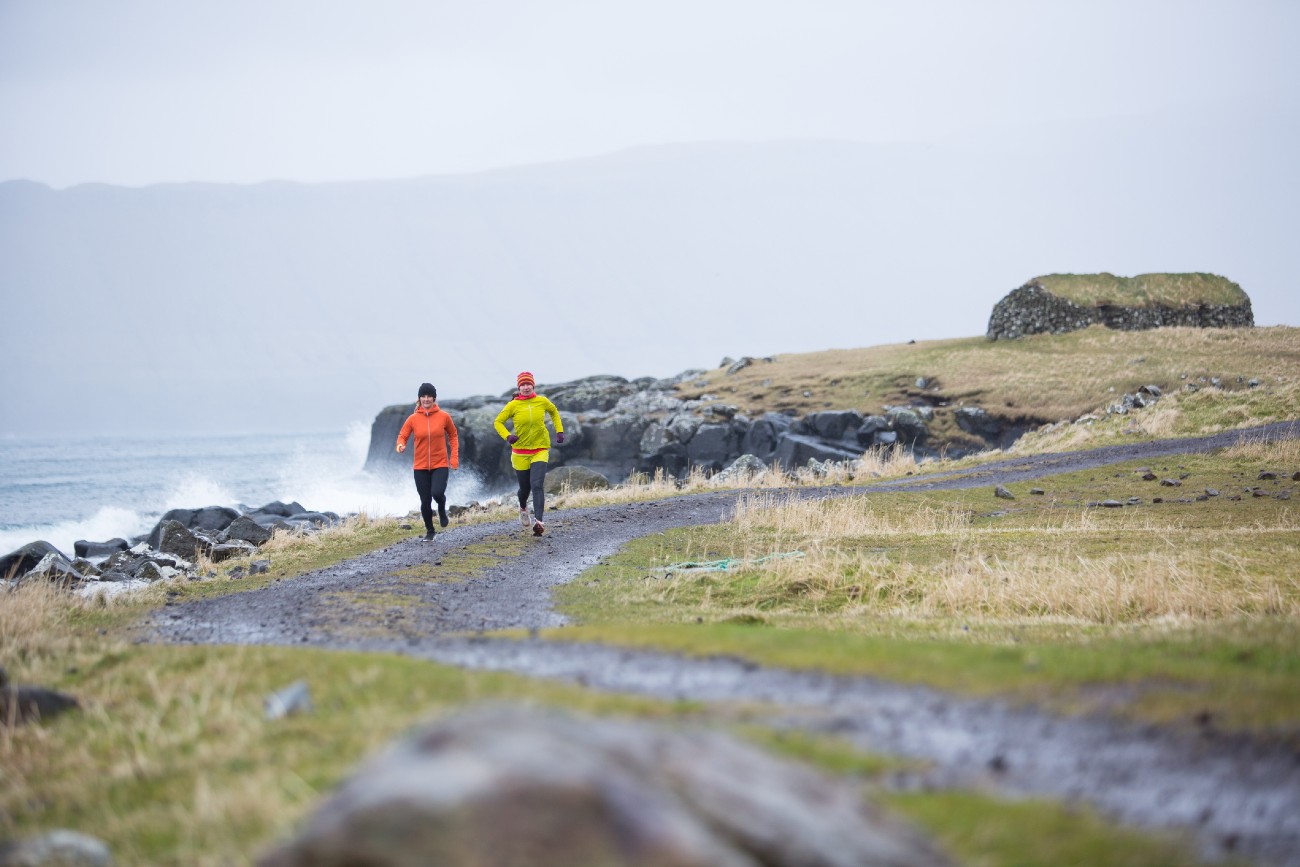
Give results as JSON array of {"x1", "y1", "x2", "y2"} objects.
[
  {"x1": 987, "y1": 273, "x2": 1253, "y2": 340},
  {"x1": 1035, "y1": 272, "x2": 1248, "y2": 308}
]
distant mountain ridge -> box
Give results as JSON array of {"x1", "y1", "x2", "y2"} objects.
[{"x1": 1, "y1": 124, "x2": 1293, "y2": 435}]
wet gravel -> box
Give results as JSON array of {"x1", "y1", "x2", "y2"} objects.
[{"x1": 151, "y1": 421, "x2": 1300, "y2": 866}]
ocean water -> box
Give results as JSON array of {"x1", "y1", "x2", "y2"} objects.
[{"x1": 0, "y1": 424, "x2": 489, "y2": 559}]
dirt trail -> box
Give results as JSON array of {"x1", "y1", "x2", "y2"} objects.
[{"x1": 151, "y1": 421, "x2": 1300, "y2": 866}]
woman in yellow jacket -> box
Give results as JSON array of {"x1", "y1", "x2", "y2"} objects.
[{"x1": 494, "y1": 371, "x2": 564, "y2": 536}]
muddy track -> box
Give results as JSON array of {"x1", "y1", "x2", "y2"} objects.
[{"x1": 151, "y1": 421, "x2": 1300, "y2": 866}]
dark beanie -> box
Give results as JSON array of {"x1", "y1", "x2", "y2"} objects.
[{"x1": 418, "y1": 382, "x2": 437, "y2": 399}]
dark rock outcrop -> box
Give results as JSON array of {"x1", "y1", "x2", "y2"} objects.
[{"x1": 364, "y1": 372, "x2": 1029, "y2": 493}]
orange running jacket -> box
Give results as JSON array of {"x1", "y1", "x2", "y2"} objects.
[{"x1": 396, "y1": 404, "x2": 460, "y2": 470}]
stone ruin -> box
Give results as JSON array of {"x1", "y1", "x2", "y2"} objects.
[{"x1": 987, "y1": 273, "x2": 1253, "y2": 340}]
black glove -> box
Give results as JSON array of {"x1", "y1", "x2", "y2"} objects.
[
  {"x1": 507, "y1": 434, "x2": 518, "y2": 444},
  {"x1": 556, "y1": 432, "x2": 565, "y2": 444}
]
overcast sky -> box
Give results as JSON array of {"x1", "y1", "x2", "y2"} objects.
[
  {"x1": 1, "y1": 1, "x2": 1298, "y2": 440},
  {"x1": 3, "y1": 1, "x2": 1297, "y2": 187}
]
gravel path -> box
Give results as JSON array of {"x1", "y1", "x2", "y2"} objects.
[{"x1": 151, "y1": 421, "x2": 1300, "y2": 866}]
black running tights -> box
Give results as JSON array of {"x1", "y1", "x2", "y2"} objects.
[
  {"x1": 516, "y1": 462, "x2": 547, "y2": 522},
  {"x1": 413, "y1": 467, "x2": 449, "y2": 532}
]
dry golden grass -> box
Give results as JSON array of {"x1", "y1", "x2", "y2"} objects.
[
  {"x1": 676, "y1": 326, "x2": 1300, "y2": 446},
  {"x1": 0, "y1": 579, "x2": 80, "y2": 667},
  {"x1": 550, "y1": 444, "x2": 924, "y2": 511},
  {"x1": 698, "y1": 477, "x2": 1300, "y2": 625},
  {"x1": 1008, "y1": 374, "x2": 1300, "y2": 456}
]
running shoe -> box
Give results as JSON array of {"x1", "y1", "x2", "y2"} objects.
[
  {"x1": 422, "y1": 531, "x2": 436, "y2": 542},
  {"x1": 519, "y1": 508, "x2": 531, "y2": 530},
  {"x1": 438, "y1": 502, "x2": 449, "y2": 528},
  {"x1": 532, "y1": 520, "x2": 545, "y2": 537}
]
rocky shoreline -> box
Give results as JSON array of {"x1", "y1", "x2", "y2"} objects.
[{"x1": 0, "y1": 500, "x2": 340, "y2": 592}]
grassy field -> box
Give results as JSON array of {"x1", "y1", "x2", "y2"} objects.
[{"x1": 2, "y1": 326, "x2": 1297, "y2": 866}]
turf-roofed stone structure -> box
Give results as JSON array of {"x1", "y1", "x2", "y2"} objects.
[{"x1": 987, "y1": 273, "x2": 1253, "y2": 340}]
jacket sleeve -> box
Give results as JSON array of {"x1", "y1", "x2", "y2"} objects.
[
  {"x1": 493, "y1": 404, "x2": 513, "y2": 441},
  {"x1": 445, "y1": 413, "x2": 459, "y2": 468},
  {"x1": 396, "y1": 415, "x2": 414, "y2": 449},
  {"x1": 545, "y1": 398, "x2": 563, "y2": 433}
]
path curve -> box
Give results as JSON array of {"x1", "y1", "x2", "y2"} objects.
[{"x1": 151, "y1": 421, "x2": 1300, "y2": 866}]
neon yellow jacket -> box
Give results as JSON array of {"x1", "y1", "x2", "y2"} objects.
[{"x1": 494, "y1": 394, "x2": 563, "y2": 454}]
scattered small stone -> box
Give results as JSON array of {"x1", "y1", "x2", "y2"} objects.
[
  {"x1": 994, "y1": 485, "x2": 1015, "y2": 500},
  {"x1": 1153, "y1": 497, "x2": 1164, "y2": 504},
  {"x1": 0, "y1": 830, "x2": 112, "y2": 867},
  {"x1": 249, "y1": 560, "x2": 271, "y2": 575},
  {"x1": 227, "y1": 566, "x2": 246, "y2": 579},
  {"x1": 1029, "y1": 488, "x2": 1045, "y2": 495},
  {"x1": 1258, "y1": 471, "x2": 1278, "y2": 481},
  {"x1": 1196, "y1": 494, "x2": 1209, "y2": 502},
  {"x1": 1248, "y1": 378, "x2": 1260, "y2": 387},
  {"x1": 1292, "y1": 471, "x2": 1300, "y2": 481},
  {"x1": 1228, "y1": 495, "x2": 1241, "y2": 501},
  {"x1": 1252, "y1": 490, "x2": 1268, "y2": 498},
  {"x1": 1099, "y1": 500, "x2": 1124, "y2": 508},
  {"x1": 1205, "y1": 489, "x2": 1219, "y2": 497},
  {"x1": 1160, "y1": 479, "x2": 1182, "y2": 487},
  {"x1": 1278, "y1": 491, "x2": 1292, "y2": 501},
  {"x1": 1127, "y1": 497, "x2": 1142, "y2": 505},
  {"x1": 264, "y1": 680, "x2": 312, "y2": 720},
  {"x1": 1142, "y1": 471, "x2": 1157, "y2": 481}
]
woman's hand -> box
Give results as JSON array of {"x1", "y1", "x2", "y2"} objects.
[{"x1": 396, "y1": 442, "x2": 406, "y2": 453}]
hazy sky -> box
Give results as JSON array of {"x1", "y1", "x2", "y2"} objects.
[
  {"x1": 3, "y1": 1, "x2": 1297, "y2": 187},
  {"x1": 1, "y1": 1, "x2": 1298, "y2": 440}
]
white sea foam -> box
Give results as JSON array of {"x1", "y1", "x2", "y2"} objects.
[
  {"x1": 0, "y1": 426, "x2": 496, "y2": 559},
  {"x1": 0, "y1": 505, "x2": 146, "y2": 561}
]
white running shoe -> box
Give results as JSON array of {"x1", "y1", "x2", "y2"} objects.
[{"x1": 519, "y1": 508, "x2": 531, "y2": 530}]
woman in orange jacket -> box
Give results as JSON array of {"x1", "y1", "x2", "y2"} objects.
[
  {"x1": 493, "y1": 371, "x2": 564, "y2": 536},
  {"x1": 396, "y1": 382, "x2": 459, "y2": 541}
]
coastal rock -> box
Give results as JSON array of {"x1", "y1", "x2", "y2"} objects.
[
  {"x1": 0, "y1": 541, "x2": 65, "y2": 580},
  {"x1": 257, "y1": 705, "x2": 951, "y2": 867},
  {"x1": 73, "y1": 538, "x2": 130, "y2": 559},
  {"x1": 22, "y1": 552, "x2": 84, "y2": 586},
  {"x1": 154, "y1": 520, "x2": 212, "y2": 561},
  {"x1": 221, "y1": 516, "x2": 273, "y2": 546},
  {"x1": 545, "y1": 466, "x2": 611, "y2": 494},
  {"x1": 713, "y1": 454, "x2": 768, "y2": 483},
  {"x1": 798, "y1": 410, "x2": 864, "y2": 441}
]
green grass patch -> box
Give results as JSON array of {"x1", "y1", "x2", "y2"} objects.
[
  {"x1": 554, "y1": 447, "x2": 1300, "y2": 740},
  {"x1": 0, "y1": 642, "x2": 699, "y2": 866},
  {"x1": 1035, "y1": 272, "x2": 1248, "y2": 308},
  {"x1": 886, "y1": 790, "x2": 1224, "y2": 867}
]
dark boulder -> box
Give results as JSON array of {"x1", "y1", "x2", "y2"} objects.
[
  {"x1": 798, "y1": 410, "x2": 864, "y2": 441},
  {"x1": 73, "y1": 538, "x2": 130, "y2": 559},
  {"x1": 257, "y1": 705, "x2": 952, "y2": 867},
  {"x1": 545, "y1": 466, "x2": 611, "y2": 494},
  {"x1": 772, "y1": 434, "x2": 862, "y2": 469},
  {"x1": 739, "y1": 412, "x2": 794, "y2": 460},
  {"x1": 0, "y1": 541, "x2": 66, "y2": 580},
  {"x1": 222, "y1": 515, "x2": 273, "y2": 546},
  {"x1": 154, "y1": 520, "x2": 211, "y2": 562}
]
